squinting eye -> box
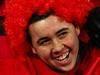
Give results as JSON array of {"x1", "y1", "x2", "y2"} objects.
[
  {"x1": 39, "y1": 39, "x2": 51, "y2": 46},
  {"x1": 58, "y1": 32, "x2": 68, "y2": 39}
]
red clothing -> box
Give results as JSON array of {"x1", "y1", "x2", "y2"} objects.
[
  {"x1": 0, "y1": 36, "x2": 100, "y2": 75},
  {"x1": 0, "y1": 52, "x2": 99, "y2": 75},
  {"x1": 79, "y1": 47, "x2": 100, "y2": 75},
  {"x1": 29, "y1": 56, "x2": 74, "y2": 75},
  {"x1": 27, "y1": 48, "x2": 100, "y2": 75},
  {"x1": 0, "y1": 36, "x2": 13, "y2": 58},
  {"x1": 84, "y1": 48, "x2": 100, "y2": 75},
  {"x1": 90, "y1": 0, "x2": 100, "y2": 6},
  {"x1": 0, "y1": 36, "x2": 74, "y2": 75}
]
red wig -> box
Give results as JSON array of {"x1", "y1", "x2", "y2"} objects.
[{"x1": 4, "y1": 0, "x2": 94, "y2": 56}]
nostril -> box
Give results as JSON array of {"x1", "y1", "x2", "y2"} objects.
[
  {"x1": 51, "y1": 47, "x2": 62, "y2": 57},
  {"x1": 53, "y1": 50, "x2": 61, "y2": 55},
  {"x1": 51, "y1": 48, "x2": 65, "y2": 57},
  {"x1": 51, "y1": 42, "x2": 65, "y2": 56},
  {"x1": 51, "y1": 50, "x2": 61, "y2": 58}
]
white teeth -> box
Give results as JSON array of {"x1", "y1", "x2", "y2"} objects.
[{"x1": 56, "y1": 52, "x2": 69, "y2": 61}]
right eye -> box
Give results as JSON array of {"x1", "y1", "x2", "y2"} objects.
[
  {"x1": 38, "y1": 39, "x2": 51, "y2": 46},
  {"x1": 58, "y1": 31, "x2": 68, "y2": 39}
]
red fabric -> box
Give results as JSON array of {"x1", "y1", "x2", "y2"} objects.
[
  {"x1": 28, "y1": 48, "x2": 100, "y2": 75},
  {"x1": 0, "y1": 36, "x2": 100, "y2": 75},
  {"x1": 0, "y1": 36, "x2": 12, "y2": 59},
  {"x1": 0, "y1": 57, "x2": 36, "y2": 75},
  {"x1": 85, "y1": 58, "x2": 100, "y2": 75},
  {"x1": 90, "y1": 0, "x2": 100, "y2": 7},
  {"x1": 84, "y1": 48, "x2": 100, "y2": 75},
  {"x1": 0, "y1": 0, "x2": 99, "y2": 75},
  {"x1": 79, "y1": 48, "x2": 100, "y2": 75},
  {"x1": 29, "y1": 55, "x2": 74, "y2": 75},
  {"x1": 0, "y1": 36, "x2": 35, "y2": 75}
]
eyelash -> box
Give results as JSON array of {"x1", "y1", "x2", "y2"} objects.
[
  {"x1": 39, "y1": 39, "x2": 51, "y2": 45},
  {"x1": 58, "y1": 32, "x2": 68, "y2": 39},
  {"x1": 38, "y1": 31, "x2": 68, "y2": 45}
]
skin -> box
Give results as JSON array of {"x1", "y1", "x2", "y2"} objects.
[{"x1": 28, "y1": 15, "x2": 80, "y2": 73}]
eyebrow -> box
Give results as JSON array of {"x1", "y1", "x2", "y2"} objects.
[{"x1": 56, "y1": 28, "x2": 68, "y2": 35}]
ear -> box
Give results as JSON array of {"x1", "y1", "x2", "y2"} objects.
[
  {"x1": 75, "y1": 26, "x2": 80, "y2": 36},
  {"x1": 32, "y1": 47, "x2": 37, "y2": 54}
]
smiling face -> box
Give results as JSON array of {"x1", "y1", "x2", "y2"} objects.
[{"x1": 28, "y1": 15, "x2": 80, "y2": 72}]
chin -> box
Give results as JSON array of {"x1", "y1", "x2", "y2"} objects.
[
  {"x1": 62, "y1": 62, "x2": 75, "y2": 72},
  {"x1": 53, "y1": 61, "x2": 76, "y2": 73}
]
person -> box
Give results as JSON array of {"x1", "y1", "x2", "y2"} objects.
[
  {"x1": 27, "y1": 11, "x2": 80, "y2": 74},
  {"x1": 3, "y1": 0, "x2": 95, "y2": 75}
]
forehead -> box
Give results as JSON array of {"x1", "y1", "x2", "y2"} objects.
[{"x1": 29, "y1": 15, "x2": 74, "y2": 36}]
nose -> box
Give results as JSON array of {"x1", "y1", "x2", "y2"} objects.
[{"x1": 52, "y1": 39, "x2": 64, "y2": 55}]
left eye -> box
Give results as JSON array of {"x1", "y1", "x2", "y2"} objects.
[{"x1": 58, "y1": 32, "x2": 68, "y2": 39}]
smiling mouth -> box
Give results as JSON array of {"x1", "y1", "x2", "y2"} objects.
[{"x1": 55, "y1": 50, "x2": 70, "y2": 61}]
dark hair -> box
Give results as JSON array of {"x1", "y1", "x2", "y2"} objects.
[
  {"x1": 0, "y1": 16, "x2": 5, "y2": 35},
  {"x1": 0, "y1": 0, "x2": 5, "y2": 35},
  {"x1": 28, "y1": 10, "x2": 54, "y2": 25},
  {"x1": 85, "y1": 7, "x2": 100, "y2": 48}
]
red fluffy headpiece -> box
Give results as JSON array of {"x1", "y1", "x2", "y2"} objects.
[{"x1": 4, "y1": 0, "x2": 94, "y2": 56}]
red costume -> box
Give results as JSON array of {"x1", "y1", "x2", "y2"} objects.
[
  {"x1": 90, "y1": 0, "x2": 100, "y2": 7},
  {"x1": 0, "y1": 0, "x2": 100, "y2": 75}
]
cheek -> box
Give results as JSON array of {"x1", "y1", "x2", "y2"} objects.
[
  {"x1": 63, "y1": 34, "x2": 79, "y2": 52},
  {"x1": 36, "y1": 46, "x2": 52, "y2": 58},
  {"x1": 63, "y1": 34, "x2": 78, "y2": 46},
  {"x1": 32, "y1": 39, "x2": 52, "y2": 58}
]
